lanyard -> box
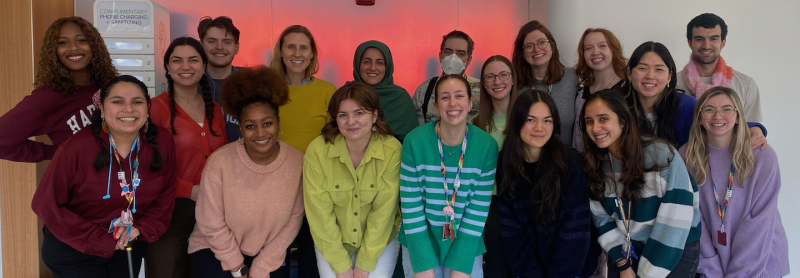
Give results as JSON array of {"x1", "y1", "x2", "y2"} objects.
[
  {"x1": 610, "y1": 153, "x2": 638, "y2": 260},
  {"x1": 105, "y1": 133, "x2": 141, "y2": 214},
  {"x1": 435, "y1": 122, "x2": 467, "y2": 208},
  {"x1": 711, "y1": 161, "x2": 735, "y2": 233}
]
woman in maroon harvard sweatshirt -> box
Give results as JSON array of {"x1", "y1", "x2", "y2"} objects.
[
  {"x1": 0, "y1": 16, "x2": 117, "y2": 162},
  {"x1": 32, "y1": 75, "x2": 177, "y2": 277}
]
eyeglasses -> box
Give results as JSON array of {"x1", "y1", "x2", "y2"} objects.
[
  {"x1": 700, "y1": 107, "x2": 737, "y2": 119},
  {"x1": 483, "y1": 71, "x2": 512, "y2": 82},
  {"x1": 523, "y1": 39, "x2": 551, "y2": 51}
]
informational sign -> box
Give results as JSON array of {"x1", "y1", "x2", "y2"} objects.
[{"x1": 95, "y1": 1, "x2": 152, "y2": 32}]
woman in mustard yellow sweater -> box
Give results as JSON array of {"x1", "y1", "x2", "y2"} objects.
[{"x1": 304, "y1": 82, "x2": 402, "y2": 278}]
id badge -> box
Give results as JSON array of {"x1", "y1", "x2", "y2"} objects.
[
  {"x1": 443, "y1": 223, "x2": 452, "y2": 240},
  {"x1": 717, "y1": 230, "x2": 727, "y2": 246},
  {"x1": 621, "y1": 241, "x2": 631, "y2": 259}
]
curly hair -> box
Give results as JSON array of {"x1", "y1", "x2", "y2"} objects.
[
  {"x1": 34, "y1": 16, "x2": 117, "y2": 95},
  {"x1": 321, "y1": 82, "x2": 393, "y2": 143},
  {"x1": 221, "y1": 65, "x2": 290, "y2": 121}
]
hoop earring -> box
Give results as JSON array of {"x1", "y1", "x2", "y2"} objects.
[{"x1": 102, "y1": 118, "x2": 108, "y2": 133}]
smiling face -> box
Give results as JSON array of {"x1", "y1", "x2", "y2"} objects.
[
  {"x1": 520, "y1": 101, "x2": 554, "y2": 153},
  {"x1": 522, "y1": 30, "x2": 552, "y2": 70},
  {"x1": 56, "y1": 22, "x2": 93, "y2": 74},
  {"x1": 100, "y1": 81, "x2": 149, "y2": 137},
  {"x1": 168, "y1": 45, "x2": 205, "y2": 88},
  {"x1": 359, "y1": 47, "x2": 386, "y2": 86},
  {"x1": 689, "y1": 25, "x2": 726, "y2": 65},
  {"x1": 584, "y1": 99, "x2": 623, "y2": 154},
  {"x1": 336, "y1": 98, "x2": 377, "y2": 143},
  {"x1": 281, "y1": 32, "x2": 313, "y2": 76},
  {"x1": 202, "y1": 26, "x2": 239, "y2": 68},
  {"x1": 482, "y1": 61, "x2": 513, "y2": 102},
  {"x1": 700, "y1": 94, "x2": 738, "y2": 144},
  {"x1": 434, "y1": 79, "x2": 473, "y2": 128},
  {"x1": 239, "y1": 103, "x2": 280, "y2": 164},
  {"x1": 583, "y1": 32, "x2": 613, "y2": 72},
  {"x1": 629, "y1": 51, "x2": 671, "y2": 102}
]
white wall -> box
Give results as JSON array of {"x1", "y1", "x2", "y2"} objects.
[{"x1": 548, "y1": 0, "x2": 800, "y2": 275}]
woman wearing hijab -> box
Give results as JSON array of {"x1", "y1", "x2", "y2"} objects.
[{"x1": 351, "y1": 40, "x2": 418, "y2": 143}]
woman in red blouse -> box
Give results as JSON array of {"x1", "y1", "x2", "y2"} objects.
[{"x1": 147, "y1": 37, "x2": 228, "y2": 278}]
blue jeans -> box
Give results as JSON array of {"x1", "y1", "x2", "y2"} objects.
[{"x1": 400, "y1": 245, "x2": 483, "y2": 278}]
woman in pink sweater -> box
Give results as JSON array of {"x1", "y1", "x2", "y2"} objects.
[{"x1": 188, "y1": 65, "x2": 305, "y2": 278}]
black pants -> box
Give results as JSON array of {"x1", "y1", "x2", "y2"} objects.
[
  {"x1": 41, "y1": 227, "x2": 146, "y2": 278},
  {"x1": 191, "y1": 248, "x2": 289, "y2": 278},
  {"x1": 607, "y1": 240, "x2": 699, "y2": 278},
  {"x1": 483, "y1": 196, "x2": 514, "y2": 277},
  {"x1": 288, "y1": 217, "x2": 319, "y2": 278},
  {"x1": 145, "y1": 198, "x2": 196, "y2": 278}
]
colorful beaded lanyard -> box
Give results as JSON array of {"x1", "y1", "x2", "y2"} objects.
[
  {"x1": 104, "y1": 132, "x2": 141, "y2": 241},
  {"x1": 710, "y1": 162, "x2": 735, "y2": 246},
  {"x1": 435, "y1": 122, "x2": 467, "y2": 242}
]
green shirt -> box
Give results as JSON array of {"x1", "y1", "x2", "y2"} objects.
[
  {"x1": 303, "y1": 134, "x2": 402, "y2": 273},
  {"x1": 397, "y1": 122, "x2": 498, "y2": 274}
]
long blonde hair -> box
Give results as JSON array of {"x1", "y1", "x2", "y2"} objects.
[{"x1": 684, "y1": 86, "x2": 753, "y2": 186}]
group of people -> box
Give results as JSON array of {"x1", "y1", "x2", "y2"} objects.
[{"x1": 0, "y1": 11, "x2": 788, "y2": 278}]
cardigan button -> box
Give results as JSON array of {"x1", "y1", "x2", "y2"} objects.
[
  {"x1": 354, "y1": 194, "x2": 358, "y2": 198},
  {"x1": 353, "y1": 228, "x2": 357, "y2": 232},
  {"x1": 201, "y1": 132, "x2": 206, "y2": 136},
  {"x1": 354, "y1": 212, "x2": 358, "y2": 216},
  {"x1": 335, "y1": 185, "x2": 339, "y2": 189},
  {"x1": 370, "y1": 184, "x2": 374, "y2": 188},
  {"x1": 352, "y1": 242, "x2": 357, "y2": 245}
]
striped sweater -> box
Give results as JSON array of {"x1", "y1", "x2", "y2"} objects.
[
  {"x1": 590, "y1": 138, "x2": 700, "y2": 278},
  {"x1": 397, "y1": 122, "x2": 498, "y2": 274}
]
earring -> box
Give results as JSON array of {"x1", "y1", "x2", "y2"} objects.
[
  {"x1": 143, "y1": 121, "x2": 149, "y2": 132},
  {"x1": 279, "y1": 130, "x2": 284, "y2": 139},
  {"x1": 372, "y1": 124, "x2": 377, "y2": 132},
  {"x1": 102, "y1": 118, "x2": 108, "y2": 133}
]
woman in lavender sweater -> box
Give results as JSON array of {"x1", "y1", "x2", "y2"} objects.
[{"x1": 679, "y1": 86, "x2": 789, "y2": 278}]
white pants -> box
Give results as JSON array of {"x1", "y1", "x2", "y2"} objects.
[
  {"x1": 315, "y1": 239, "x2": 400, "y2": 278},
  {"x1": 401, "y1": 245, "x2": 483, "y2": 278}
]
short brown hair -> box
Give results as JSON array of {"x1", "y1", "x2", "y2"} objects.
[
  {"x1": 269, "y1": 25, "x2": 319, "y2": 80},
  {"x1": 198, "y1": 16, "x2": 240, "y2": 43},
  {"x1": 575, "y1": 28, "x2": 627, "y2": 87},
  {"x1": 512, "y1": 20, "x2": 565, "y2": 87},
  {"x1": 440, "y1": 30, "x2": 475, "y2": 58},
  {"x1": 321, "y1": 82, "x2": 393, "y2": 143}
]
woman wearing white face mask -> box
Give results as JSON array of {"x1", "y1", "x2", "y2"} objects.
[
  {"x1": 512, "y1": 20, "x2": 579, "y2": 146},
  {"x1": 412, "y1": 31, "x2": 482, "y2": 126}
]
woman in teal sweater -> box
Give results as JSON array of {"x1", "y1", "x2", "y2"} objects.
[
  {"x1": 398, "y1": 74, "x2": 498, "y2": 278},
  {"x1": 579, "y1": 90, "x2": 700, "y2": 278}
]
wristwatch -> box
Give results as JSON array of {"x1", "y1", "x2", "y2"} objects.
[{"x1": 231, "y1": 265, "x2": 249, "y2": 277}]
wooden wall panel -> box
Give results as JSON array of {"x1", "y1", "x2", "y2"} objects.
[
  {"x1": 1, "y1": 0, "x2": 72, "y2": 277},
  {"x1": 0, "y1": 0, "x2": 38, "y2": 276}
]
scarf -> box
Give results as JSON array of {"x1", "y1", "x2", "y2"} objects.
[
  {"x1": 351, "y1": 40, "x2": 418, "y2": 142},
  {"x1": 682, "y1": 55, "x2": 733, "y2": 98}
]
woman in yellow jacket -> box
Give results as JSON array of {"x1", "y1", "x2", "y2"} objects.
[{"x1": 304, "y1": 82, "x2": 401, "y2": 278}]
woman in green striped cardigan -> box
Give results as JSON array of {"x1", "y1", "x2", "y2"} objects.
[
  {"x1": 579, "y1": 90, "x2": 700, "y2": 278},
  {"x1": 397, "y1": 74, "x2": 498, "y2": 278}
]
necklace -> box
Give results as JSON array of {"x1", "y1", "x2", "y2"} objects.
[
  {"x1": 443, "y1": 144, "x2": 459, "y2": 155},
  {"x1": 592, "y1": 76, "x2": 620, "y2": 92}
]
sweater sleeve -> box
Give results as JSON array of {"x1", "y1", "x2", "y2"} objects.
[
  {"x1": 591, "y1": 199, "x2": 627, "y2": 264},
  {"x1": 547, "y1": 155, "x2": 592, "y2": 278},
  {"x1": 638, "y1": 148, "x2": 694, "y2": 278},
  {"x1": 354, "y1": 146, "x2": 401, "y2": 271},
  {"x1": 725, "y1": 149, "x2": 781, "y2": 278},
  {"x1": 251, "y1": 178, "x2": 305, "y2": 278},
  {"x1": 0, "y1": 93, "x2": 57, "y2": 162},
  {"x1": 194, "y1": 158, "x2": 243, "y2": 271},
  {"x1": 134, "y1": 136, "x2": 177, "y2": 242},
  {"x1": 444, "y1": 144, "x2": 497, "y2": 274},
  {"x1": 399, "y1": 140, "x2": 438, "y2": 273},
  {"x1": 31, "y1": 144, "x2": 118, "y2": 256},
  {"x1": 741, "y1": 77, "x2": 763, "y2": 122},
  {"x1": 303, "y1": 150, "x2": 352, "y2": 273}
]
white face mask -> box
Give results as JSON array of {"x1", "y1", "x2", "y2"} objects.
[{"x1": 440, "y1": 54, "x2": 466, "y2": 75}]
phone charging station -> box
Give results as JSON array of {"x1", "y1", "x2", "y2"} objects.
[{"x1": 93, "y1": 0, "x2": 170, "y2": 97}]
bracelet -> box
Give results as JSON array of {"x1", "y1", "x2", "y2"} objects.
[{"x1": 615, "y1": 259, "x2": 631, "y2": 272}]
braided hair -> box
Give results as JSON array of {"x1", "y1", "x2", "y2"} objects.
[
  {"x1": 91, "y1": 75, "x2": 163, "y2": 172},
  {"x1": 162, "y1": 37, "x2": 218, "y2": 136}
]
